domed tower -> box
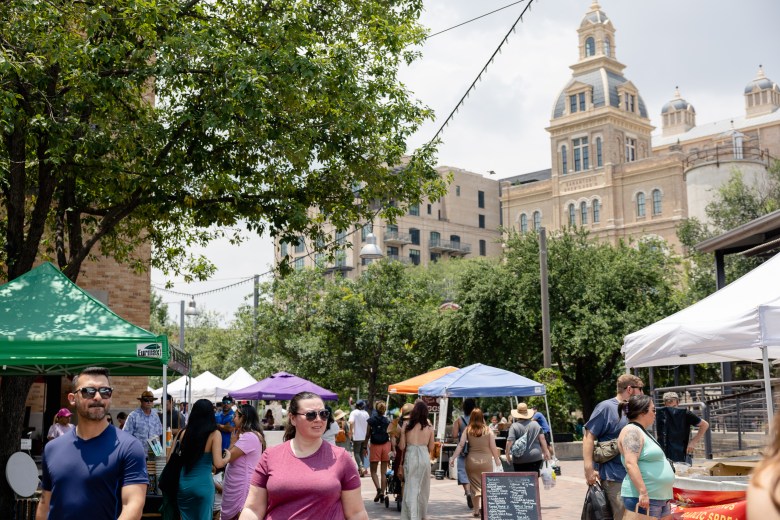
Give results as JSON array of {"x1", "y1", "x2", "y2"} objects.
[
  {"x1": 661, "y1": 87, "x2": 696, "y2": 137},
  {"x1": 745, "y1": 65, "x2": 780, "y2": 118},
  {"x1": 547, "y1": 0, "x2": 653, "y2": 177}
]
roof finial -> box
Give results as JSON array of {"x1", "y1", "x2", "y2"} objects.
[
  {"x1": 674, "y1": 86, "x2": 681, "y2": 99},
  {"x1": 590, "y1": 0, "x2": 601, "y2": 12},
  {"x1": 756, "y1": 65, "x2": 766, "y2": 79}
]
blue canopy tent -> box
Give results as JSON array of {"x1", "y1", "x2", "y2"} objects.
[{"x1": 419, "y1": 363, "x2": 553, "y2": 446}]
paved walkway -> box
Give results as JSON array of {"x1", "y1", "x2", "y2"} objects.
[{"x1": 359, "y1": 459, "x2": 587, "y2": 519}]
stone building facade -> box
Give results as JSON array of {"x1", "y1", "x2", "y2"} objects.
[{"x1": 500, "y1": 1, "x2": 780, "y2": 251}]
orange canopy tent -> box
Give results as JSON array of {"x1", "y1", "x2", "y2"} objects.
[{"x1": 388, "y1": 366, "x2": 459, "y2": 395}]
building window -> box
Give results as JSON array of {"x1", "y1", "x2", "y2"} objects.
[
  {"x1": 427, "y1": 204, "x2": 432, "y2": 215},
  {"x1": 409, "y1": 249, "x2": 420, "y2": 265},
  {"x1": 387, "y1": 246, "x2": 399, "y2": 258},
  {"x1": 604, "y1": 37, "x2": 611, "y2": 57},
  {"x1": 294, "y1": 257, "x2": 305, "y2": 270},
  {"x1": 314, "y1": 253, "x2": 325, "y2": 267},
  {"x1": 625, "y1": 137, "x2": 637, "y2": 162},
  {"x1": 561, "y1": 146, "x2": 568, "y2": 174},
  {"x1": 570, "y1": 95, "x2": 577, "y2": 114},
  {"x1": 573, "y1": 137, "x2": 589, "y2": 171},
  {"x1": 335, "y1": 230, "x2": 346, "y2": 246},
  {"x1": 335, "y1": 252, "x2": 347, "y2": 267},
  {"x1": 479, "y1": 240, "x2": 486, "y2": 256},
  {"x1": 478, "y1": 214, "x2": 485, "y2": 228},
  {"x1": 450, "y1": 235, "x2": 460, "y2": 245},
  {"x1": 409, "y1": 228, "x2": 420, "y2": 245},
  {"x1": 593, "y1": 199, "x2": 601, "y2": 223},
  {"x1": 568, "y1": 204, "x2": 576, "y2": 227},
  {"x1": 520, "y1": 214, "x2": 528, "y2": 233},
  {"x1": 478, "y1": 190, "x2": 485, "y2": 209},
  {"x1": 387, "y1": 224, "x2": 398, "y2": 235},
  {"x1": 636, "y1": 192, "x2": 646, "y2": 217},
  {"x1": 652, "y1": 189, "x2": 662, "y2": 215},
  {"x1": 585, "y1": 36, "x2": 595, "y2": 57},
  {"x1": 294, "y1": 237, "x2": 305, "y2": 254},
  {"x1": 280, "y1": 242, "x2": 288, "y2": 257},
  {"x1": 456, "y1": 185, "x2": 461, "y2": 196},
  {"x1": 361, "y1": 223, "x2": 373, "y2": 241},
  {"x1": 579, "y1": 92, "x2": 586, "y2": 112},
  {"x1": 596, "y1": 137, "x2": 603, "y2": 167},
  {"x1": 430, "y1": 231, "x2": 440, "y2": 247},
  {"x1": 409, "y1": 204, "x2": 419, "y2": 216},
  {"x1": 533, "y1": 211, "x2": 541, "y2": 231},
  {"x1": 624, "y1": 93, "x2": 636, "y2": 113},
  {"x1": 580, "y1": 201, "x2": 588, "y2": 225},
  {"x1": 430, "y1": 252, "x2": 441, "y2": 263}
]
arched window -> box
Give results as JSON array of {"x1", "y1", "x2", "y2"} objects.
[
  {"x1": 593, "y1": 199, "x2": 601, "y2": 223},
  {"x1": 604, "y1": 37, "x2": 611, "y2": 57},
  {"x1": 561, "y1": 145, "x2": 568, "y2": 175},
  {"x1": 636, "y1": 192, "x2": 646, "y2": 217},
  {"x1": 581, "y1": 202, "x2": 588, "y2": 225},
  {"x1": 585, "y1": 37, "x2": 595, "y2": 57},
  {"x1": 596, "y1": 137, "x2": 603, "y2": 167},
  {"x1": 568, "y1": 204, "x2": 576, "y2": 227},
  {"x1": 520, "y1": 214, "x2": 528, "y2": 233},
  {"x1": 652, "y1": 189, "x2": 662, "y2": 215},
  {"x1": 533, "y1": 211, "x2": 541, "y2": 231}
]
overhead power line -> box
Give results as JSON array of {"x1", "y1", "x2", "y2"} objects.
[{"x1": 426, "y1": 0, "x2": 527, "y2": 40}]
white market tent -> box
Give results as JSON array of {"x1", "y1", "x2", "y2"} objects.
[
  {"x1": 219, "y1": 367, "x2": 258, "y2": 394},
  {"x1": 154, "y1": 370, "x2": 226, "y2": 402},
  {"x1": 622, "y1": 253, "x2": 780, "y2": 424}
]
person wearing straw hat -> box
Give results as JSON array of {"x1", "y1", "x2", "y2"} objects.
[
  {"x1": 47, "y1": 408, "x2": 75, "y2": 440},
  {"x1": 506, "y1": 402, "x2": 551, "y2": 474},
  {"x1": 123, "y1": 389, "x2": 163, "y2": 445},
  {"x1": 334, "y1": 409, "x2": 351, "y2": 451}
]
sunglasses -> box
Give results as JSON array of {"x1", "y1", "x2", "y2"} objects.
[
  {"x1": 76, "y1": 387, "x2": 113, "y2": 399},
  {"x1": 296, "y1": 410, "x2": 330, "y2": 421},
  {"x1": 141, "y1": 398, "x2": 155, "y2": 403}
]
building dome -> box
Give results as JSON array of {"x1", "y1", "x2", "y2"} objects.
[
  {"x1": 551, "y1": 70, "x2": 648, "y2": 119},
  {"x1": 580, "y1": 1, "x2": 610, "y2": 27},
  {"x1": 744, "y1": 65, "x2": 779, "y2": 94},
  {"x1": 661, "y1": 87, "x2": 695, "y2": 114}
]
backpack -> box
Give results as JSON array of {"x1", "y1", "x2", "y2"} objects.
[
  {"x1": 510, "y1": 422, "x2": 538, "y2": 458},
  {"x1": 335, "y1": 427, "x2": 347, "y2": 444},
  {"x1": 369, "y1": 416, "x2": 390, "y2": 444}
]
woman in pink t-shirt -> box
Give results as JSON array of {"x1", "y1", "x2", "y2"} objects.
[
  {"x1": 238, "y1": 392, "x2": 368, "y2": 520},
  {"x1": 221, "y1": 404, "x2": 265, "y2": 520}
]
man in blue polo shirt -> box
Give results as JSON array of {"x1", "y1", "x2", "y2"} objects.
[
  {"x1": 37, "y1": 366, "x2": 148, "y2": 519},
  {"x1": 215, "y1": 395, "x2": 235, "y2": 451}
]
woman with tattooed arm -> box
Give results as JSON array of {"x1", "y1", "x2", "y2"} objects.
[{"x1": 617, "y1": 395, "x2": 674, "y2": 520}]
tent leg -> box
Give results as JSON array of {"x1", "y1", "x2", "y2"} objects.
[
  {"x1": 762, "y1": 346, "x2": 775, "y2": 431},
  {"x1": 162, "y1": 364, "x2": 168, "y2": 444},
  {"x1": 544, "y1": 396, "x2": 555, "y2": 457}
]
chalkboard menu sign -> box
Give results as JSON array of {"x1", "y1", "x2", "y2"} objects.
[{"x1": 482, "y1": 471, "x2": 541, "y2": 520}]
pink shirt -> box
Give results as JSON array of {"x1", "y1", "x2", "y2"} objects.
[
  {"x1": 251, "y1": 440, "x2": 360, "y2": 520},
  {"x1": 221, "y1": 431, "x2": 263, "y2": 519},
  {"x1": 47, "y1": 423, "x2": 74, "y2": 439}
]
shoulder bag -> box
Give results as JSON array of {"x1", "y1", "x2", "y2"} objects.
[
  {"x1": 593, "y1": 438, "x2": 620, "y2": 463},
  {"x1": 158, "y1": 429, "x2": 184, "y2": 496}
]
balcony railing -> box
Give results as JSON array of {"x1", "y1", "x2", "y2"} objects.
[
  {"x1": 683, "y1": 145, "x2": 772, "y2": 171},
  {"x1": 386, "y1": 255, "x2": 412, "y2": 264},
  {"x1": 429, "y1": 239, "x2": 471, "y2": 256},
  {"x1": 384, "y1": 231, "x2": 412, "y2": 245}
]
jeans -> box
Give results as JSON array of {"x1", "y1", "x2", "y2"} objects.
[
  {"x1": 622, "y1": 496, "x2": 671, "y2": 518},
  {"x1": 353, "y1": 440, "x2": 366, "y2": 469},
  {"x1": 603, "y1": 480, "x2": 625, "y2": 520}
]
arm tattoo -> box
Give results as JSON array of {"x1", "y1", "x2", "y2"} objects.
[{"x1": 624, "y1": 427, "x2": 643, "y2": 454}]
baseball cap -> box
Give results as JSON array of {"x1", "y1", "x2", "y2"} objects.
[
  {"x1": 55, "y1": 408, "x2": 72, "y2": 418},
  {"x1": 662, "y1": 392, "x2": 679, "y2": 402},
  {"x1": 222, "y1": 395, "x2": 234, "y2": 404}
]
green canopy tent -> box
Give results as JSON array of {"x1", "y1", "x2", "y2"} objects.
[
  {"x1": 0, "y1": 262, "x2": 189, "y2": 376},
  {"x1": 0, "y1": 262, "x2": 190, "y2": 440}
]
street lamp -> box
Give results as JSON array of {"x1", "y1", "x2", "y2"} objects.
[
  {"x1": 359, "y1": 232, "x2": 383, "y2": 262},
  {"x1": 178, "y1": 299, "x2": 200, "y2": 406}
]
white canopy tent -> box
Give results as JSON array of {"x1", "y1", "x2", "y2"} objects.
[
  {"x1": 154, "y1": 371, "x2": 226, "y2": 402},
  {"x1": 218, "y1": 367, "x2": 257, "y2": 394},
  {"x1": 622, "y1": 253, "x2": 780, "y2": 424}
]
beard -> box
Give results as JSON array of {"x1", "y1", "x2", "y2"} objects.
[{"x1": 78, "y1": 402, "x2": 108, "y2": 421}]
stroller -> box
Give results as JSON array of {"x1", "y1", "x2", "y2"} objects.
[{"x1": 385, "y1": 467, "x2": 403, "y2": 511}]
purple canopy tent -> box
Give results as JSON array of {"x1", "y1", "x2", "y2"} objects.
[{"x1": 229, "y1": 371, "x2": 338, "y2": 401}]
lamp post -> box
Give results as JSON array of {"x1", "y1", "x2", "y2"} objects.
[{"x1": 359, "y1": 231, "x2": 383, "y2": 263}]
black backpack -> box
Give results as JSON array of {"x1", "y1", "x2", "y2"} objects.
[{"x1": 369, "y1": 415, "x2": 390, "y2": 444}]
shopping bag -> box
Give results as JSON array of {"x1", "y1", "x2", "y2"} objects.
[
  {"x1": 581, "y1": 482, "x2": 613, "y2": 520},
  {"x1": 493, "y1": 459, "x2": 504, "y2": 472},
  {"x1": 623, "y1": 504, "x2": 658, "y2": 520},
  {"x1": 540, "y1": 460, "x2": 556, "y2": 489}
]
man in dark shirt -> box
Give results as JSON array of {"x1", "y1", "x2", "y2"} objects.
[
  {"x1": 158, "y1": 393, "x2": 183, "y2": 435},
  {"x1": 657, "y1": 392, "x2": 709, "y2": 462}
]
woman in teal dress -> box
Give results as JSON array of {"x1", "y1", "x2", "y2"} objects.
[{"x1": 176, "y1": 399, "x2": 231, "y2": 520}]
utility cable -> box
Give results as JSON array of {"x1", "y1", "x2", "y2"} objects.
[{"x1": 426, "y1": 0, "x2": 527, "y2": 40}]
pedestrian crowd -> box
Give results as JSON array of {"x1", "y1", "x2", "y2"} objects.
[{"x1": 34, "y1": 366, "x2": 779, "y2": 520}]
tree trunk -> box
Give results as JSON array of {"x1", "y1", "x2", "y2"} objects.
[{"x1": 0, "y1": 376, "x2": 35, "y2": 512}]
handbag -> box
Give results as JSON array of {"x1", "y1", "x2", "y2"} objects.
[
  {"x1": 623, "y1": 504, "x2": 659, "y2": 520},
  {"x1": 581, "y1": 482, "x2": 613, "y2": 520},
  {"x1": 593, "y1": 438, "x2": 620, "y2": 463},
  {"x1": 158, "y1": 430, "x2": 184, "y2": 496}
]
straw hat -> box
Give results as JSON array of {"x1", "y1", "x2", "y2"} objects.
[
  {"x1": 511, "y1": 402, "x2": 534, "y2": 420},
  {"x1": 400, "y1": 403, "x2": 414, "y2": 419},
  {"x1": 333, "y1": 409, "x2": 346, "y2": 421}
]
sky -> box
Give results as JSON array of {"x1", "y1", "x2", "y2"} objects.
[{"x1": 152, "y1": 0, "x2": 780, "y2": 323}]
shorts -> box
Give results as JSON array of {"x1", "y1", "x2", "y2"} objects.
[
  {"x1": 370, "y1": 442, "x2": 391, "y2": 462},
  {"x1": 622, "y1": 497, "x2": 671, "y2": 518}
]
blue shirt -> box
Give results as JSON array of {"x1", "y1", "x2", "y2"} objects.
[
  {"x1": 532, "y1": 411, "x2": 551, "y2": 433},
  {"x1": 123, "y1": 407, "x2": 163, "y2": 446},
  {"x1": 585, "y1": 397, "x2": 628, "y2": 482},
  {"x1": 41, "y1": 425, "x2": 148, "y2": 518},
  {"x1": 215, "y1": 409, "x2": 235, "y2": 450}
]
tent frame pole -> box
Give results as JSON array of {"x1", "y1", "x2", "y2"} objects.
[
  {"x1": 162, "y1": 365, "x2": 168, "y2": 446},
  {"x1": 763, "y1": 345, "x2": 775, "y2": 428},
  {"x1": 544, "y1": 395, "x2": 555, "y2": 456}
]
